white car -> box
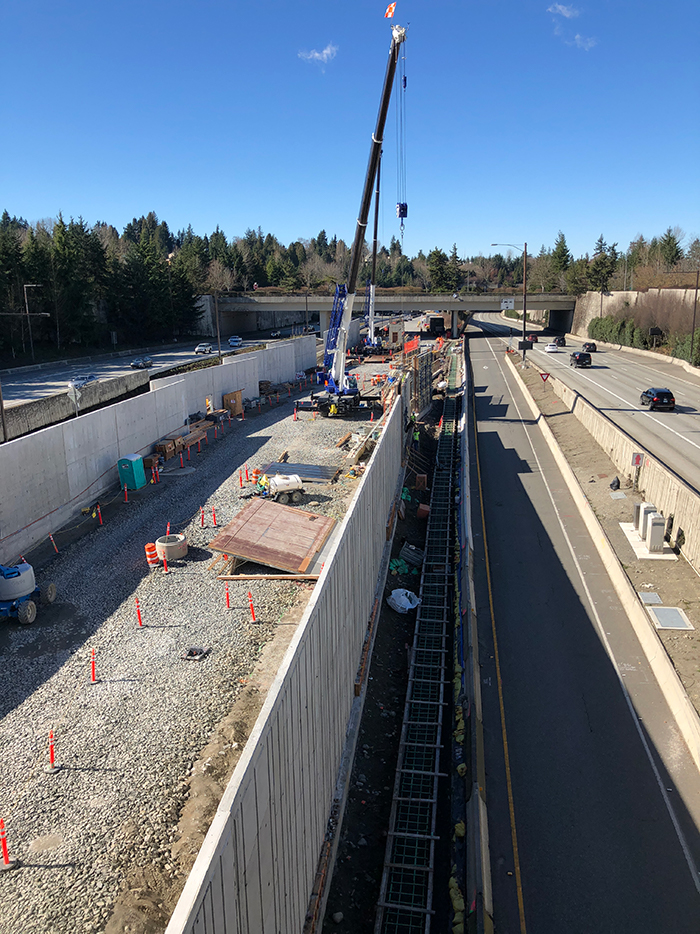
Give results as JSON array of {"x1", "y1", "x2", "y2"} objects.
[
  {"x1": 195, "y1": 342, "x2": 213, "y2": 354},
  {"x1": 228, "y1": 336, "x2": 243, "y2": 347},
  {"x1": 544, "y1": 343, "x2": 559, "y2": 353},
  {"x1": 68, "y1": 373, "x2": 99, "y2": 389}
]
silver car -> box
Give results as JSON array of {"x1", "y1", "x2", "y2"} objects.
[{"x1": 68, "y1": 373, "x2": 99, "y2": 388}]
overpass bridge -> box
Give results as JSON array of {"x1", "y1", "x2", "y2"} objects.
[{"x1": 199, "y1": 292, "x2": 577, "y2": 337}]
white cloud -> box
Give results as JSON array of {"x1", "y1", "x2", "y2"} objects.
[
  {"x1": 298, "y1": 43, "x2": 338, "y2": 70},
  {"x1": 573, "y1": 33, "x2": 597, "y2": 50},
  {"x1": 547, "y1": 3, "x2": 596, "y2": 49},
  {"x1": 547, "y1": 3, "x2": 579, "y2": 16}
]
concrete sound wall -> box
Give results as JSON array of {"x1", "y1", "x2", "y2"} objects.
[
  {"x1": 2, "y1": 371, "x2": 150, "y2": 442},
  {"x1": 164, "y1": 400, "x2": 405, "y2": 934},
  {"x1": 0, "y1": 340, "x2": 317, "y2": 565},
  {"x1": 544, "y1": 371, "x2": 700, "y2": 572}
]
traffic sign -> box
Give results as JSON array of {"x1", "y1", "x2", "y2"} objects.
[
  {"x1": 631, "y1": 452, "x2": 643, "y2": 467},
  {"x1": 540, "y1": 373, "x2": 550, "y2": 382},
  {"x1": 501, "y1": 298, "x2": 515, "y2": 310}
]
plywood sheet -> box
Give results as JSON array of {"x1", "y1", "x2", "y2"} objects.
[{"x1": 208, "y1": 499, "x2": 336, "y2": 573}]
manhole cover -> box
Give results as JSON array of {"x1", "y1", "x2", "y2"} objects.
[
  {"x1": 647, "y1": 607, "x2": 694, "y2": 630},
  {"x1": 638, "y1": 592, "x2": 662, "y2": 604}
]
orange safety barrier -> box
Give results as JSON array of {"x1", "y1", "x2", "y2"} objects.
[{"x1": 144, "y1": 542, "x2": 159, "y2": 567}]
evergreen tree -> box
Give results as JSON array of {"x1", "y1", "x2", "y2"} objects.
[
  {"x1": 565, "y1": 257, "x2": 590, "y2": 296},
  {"x1": 551, "y1": 231, "x2": 571, "y2": 281},
  {"x1": 427, "y1": 247, "x2": 450, "y2": 291},
  {"x1": 659, "y1": 227, "x2": 683, "y2": 269},
  {"x1": 589, "y1": 236, "x2": 619, "y2": 310}
]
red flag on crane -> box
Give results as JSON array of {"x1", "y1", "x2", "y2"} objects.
[{"x1": 384, "y1": 3, "x2": 396, "y2": 17}]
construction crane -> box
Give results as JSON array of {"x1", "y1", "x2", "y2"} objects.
[{"x1": 312, "y1": 23, "x2": 407, "y2": 417}]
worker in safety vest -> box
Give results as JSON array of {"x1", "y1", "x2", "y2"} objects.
[{"x1": 413, "y1": 427, "x2": 420, "y2": 450}]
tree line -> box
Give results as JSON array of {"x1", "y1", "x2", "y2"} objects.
[{"x1": 1, "y1": 209, "x2": 696, "y2": 361}]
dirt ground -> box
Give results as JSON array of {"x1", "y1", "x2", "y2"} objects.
[{"x1": 515, "y1": 359, "x2": 700, "y2": 717}]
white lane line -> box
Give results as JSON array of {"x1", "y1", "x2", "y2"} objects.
[
  {"x1": 477, "y1": 323, "x2": 700, "y2": 458},
  {"x1": 484, "y1": 336, "x2": 700, "y2": 896}
]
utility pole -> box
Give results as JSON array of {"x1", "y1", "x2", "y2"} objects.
[
  {"x1": 689, "y1": 268, "x2": 700, "y2": 367},
  {"x1": 23, "y1": 284, "x2": 42, "y2": 363}
]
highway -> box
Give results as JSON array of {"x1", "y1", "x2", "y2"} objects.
[
  {"x1": 0, "y1": 336, "x2": 278, "y2": 406},
  {"x1": 468, "y1": 332, "x2": 700, "y2": 932},
  {"x1": 473, "y1": 312, "x2": 700, "y2": 494}
]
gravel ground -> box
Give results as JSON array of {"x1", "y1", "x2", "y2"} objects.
[{"x1": 0, "y1": 372, "x2": 390, "y2": 934}]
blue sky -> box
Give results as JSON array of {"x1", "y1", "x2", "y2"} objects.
[{"x1": 1, "y1": 0, "x2": 698, "y2": 261}]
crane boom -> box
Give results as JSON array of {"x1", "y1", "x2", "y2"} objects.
[{"x1": 326, "y1": 23, "x2": 407, "y2": 399}]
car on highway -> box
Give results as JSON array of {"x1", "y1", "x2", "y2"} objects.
[
  {"x1": 270, "y1": 330, "x2": 281, "y2": 338},
  {"x1": 228, "y1": 335, "x2": 243, "y2": 347},
  {"x1": 582, "y1": 341, "x2": 597, "y2": 353},
  {"x1": 526, "y1": 334, "x2": 539, "y2": 343},
  {"x1": 554, "y1": 336, "x2": 566, "y2": 347},
  {"x1": 570, "y1": 351, "x2": 592, "y2": 368},
  {"x1": 303, "y1": 325, "x2": 315, "y2": 333},
  {"x1": 68, "y1": 373, "x2": 99, "y2": 389},
  {"x1": 544, "y1": 343, "x2": 559, "y2": 353},
  {"x1": 195, "y1": 342, "x2": 213, "y2": 354},
  {"x1": 640, "y1": 388, "x2": 675, "y2": 411},
  {"x1": 130, "y1": 356, "x2": 153, "y2": 369}
]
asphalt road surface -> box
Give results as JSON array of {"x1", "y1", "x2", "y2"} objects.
[
  {"x1": 468, "y1": 332, "x2": 700, "y2": 932},
  {"x1": 473, "y1": 312, "x2": 700, "y2": 494},
  {"x1": 0, "y1": 338, "x2": 264, "y2": 405}
]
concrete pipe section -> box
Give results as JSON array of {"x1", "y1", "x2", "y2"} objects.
[{"x1": 155, "y1": 534, "x2": 188, "y2": 562}]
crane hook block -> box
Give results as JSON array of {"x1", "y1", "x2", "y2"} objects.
[{"x1": 396, "y1": 202, "x2": 408, "y2": 219}]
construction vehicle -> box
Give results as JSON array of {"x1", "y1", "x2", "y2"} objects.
[
  {"x1": 245, "y1": 474, "x2": 305, "y2": 506},
  {"x1": 428, "y1": 315, "x2": 446, "y2": 337},
  {"x1": 0, "y1": 561, "x2": 56, "y2": 625},
  {"x1": 310, "y1": 23, "x2": 407, "y2": 418}
]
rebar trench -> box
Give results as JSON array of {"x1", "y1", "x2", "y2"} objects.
[{"x1": 374, "y1": 354, "x2": 460, "y2": 934}]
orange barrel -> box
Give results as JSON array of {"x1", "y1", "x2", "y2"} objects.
[
  {"x1": 251, "y1": 468, "x2": 261, "y2": 484},
  {"x1": 144, "y1": 542, "x2": 159, "y2": 567}
]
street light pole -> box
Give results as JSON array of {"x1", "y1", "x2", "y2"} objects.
[
  {"x1": 23, "y1": 284, "x2": 41, "y2": 363},
  {"x1": 689, "y1": 268, "x2": 700, "y2": 367},
  {"x1": 522, "y1": 243, "x2": 528, "y2": 362}
]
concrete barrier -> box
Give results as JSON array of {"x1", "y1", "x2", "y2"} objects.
[
  {"x1": 164, "y1": 399, "x2": 404, "y2": 934},
  {"x1": 2, "y1": 371, "x2": 149, "y2": 442},
  {"x1": 505, "y1": 352, "x2": 700, "y2": 773}
]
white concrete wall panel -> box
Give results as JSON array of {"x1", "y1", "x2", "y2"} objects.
[
  {"x1": 0, "y1": 345, "x2": 308, "y2": 563},
  {"x1": 63, "y1": 407, "x2": 119, "y2": 504},
  {"x1": 220, "y1": 354, "x2": 261, "y2": 402},
  {"x1": 165, "y1": 401, "x2": 404, "y2": 934}
]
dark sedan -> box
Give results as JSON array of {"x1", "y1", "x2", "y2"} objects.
[
  {"x1": 640, "y1": 388, "x2": 675, "y2": 411},
  {"x1": 570, "y1": 351, "x2": 592, "y2": 368},
  {"x1": 582, "y1": 341, "x2": 597, "y2": 353},
  {"x1": 130, "y1": 356, "x2": 153, "y2": 369},
  {"x1": 554, "y1": 336, "x2": 566, "y2": 347}
]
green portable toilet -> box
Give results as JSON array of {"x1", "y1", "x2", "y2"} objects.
[{"x1": 117, "y1": 454, "x2": 147, "y2": 490}]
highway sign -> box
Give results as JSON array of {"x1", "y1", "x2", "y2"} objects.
[{"x1": 501, "y1": 298, "x2": 515, "y2": 310}]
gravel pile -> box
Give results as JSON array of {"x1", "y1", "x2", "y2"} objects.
[{"x1": 0, "y1": 380, "x2": 382, "y2": 934}]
